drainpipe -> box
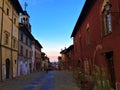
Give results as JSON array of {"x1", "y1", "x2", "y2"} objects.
[{"x1": 0, "y1": 0, "x2": 4, "y2": 81}]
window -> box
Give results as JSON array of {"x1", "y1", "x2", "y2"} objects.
[
  {"x1": 21, "y1": 33, "x2": 23, "y2": 41},
  {"x1": 102, "y1": 2, "x2": 112, "y2": 36},
  {"x1": 14, "y1": 18, "x2": 16, "y2": 24},
  {"x1": 13, "y1": 38, "x2": 16, "y2": 48},
  {"x1": 15, "y1": 60, "x2": 17, "y2": 64},
  {"x1": 20, "y1": 45, "x2": 23, "y2": 55},
  {"x1": 7, "y1": 8, "x2": 9, "y2": 15},
  {"x1": 26, "y1": 37, "x2": 28, "y2": 45},
  {"x1": 26, "y1": 49, "x2": 28, "y2": 58},
  {"x1": 4, "y1": 31, "x2": 9, "y2": 45},
  {"x1": 12, "y1": 37, "x2": 17, "y2": 49},
  {"x1": 23, "y1": 17, "x2": 25, "y2": 23},
  {"x1": 86, "y1": 24, "x2": 90, "y2": 45},
  {"x1": 5, "y1": 34, "x2": 9, "y2": 45},
  {"x1": 28, "y1": 40, "x2": 31, "y2": 46},
  {"x1": 106, "y1": 12, "x2": 112, "y2": 32},
  {"x1": 29, "y1": 51, "x2": 32, "y2": 59}
]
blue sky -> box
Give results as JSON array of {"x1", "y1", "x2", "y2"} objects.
[{"x1": 19, "y1": 0, "x2": 85, "y2": 62}]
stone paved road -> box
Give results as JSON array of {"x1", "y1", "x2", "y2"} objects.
[
  {"x1": 0, "y1": 71, "x2": 80, "y2": 90},
  {"x1": 54, "y1": 71, "x2": 80, "y2": 90}
]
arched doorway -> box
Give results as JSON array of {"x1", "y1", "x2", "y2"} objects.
[{"x1": 6, "y1": 58, "x2": 10, "y2": 79}]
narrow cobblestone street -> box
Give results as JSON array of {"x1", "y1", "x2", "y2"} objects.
[{"x1": 0, "y1": 71, "x2": 80, "y2": 90}]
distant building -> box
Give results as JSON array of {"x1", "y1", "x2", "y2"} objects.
[
  {"x1": 60, "y1": 49, "x2": 66, "y2": 70},
  {"x1": 60, "y1": 45, "x2": 74, "y2": 70},
  {"x1": 41, "y1": 52, "x2": 50, "y2": 71},
  {"x1": 58, "y1": 56, "x2": 63, "y2": 70},
  {"x1": 0, "y1": 0, "x2": 23, "y2": 80}
]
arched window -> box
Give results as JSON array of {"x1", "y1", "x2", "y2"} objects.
[
  {"x1": 23, "y1": 17, "x2": 25, "y2": 23},
  {"x1": 4, "y1": 31, "x2": 10, "y2": 45},
  {"x1": 101, "y1": 2, "x2": 112, "y2": 36},
  {"x1": 86, "y1": 24, "x2": 90, "y2": 45},
  {"x1": 12, "y1": 37, "x2": 17, "y2": 48},
  {"x1": 105, "y1": 12, "x2": 112, "y2": 32}
]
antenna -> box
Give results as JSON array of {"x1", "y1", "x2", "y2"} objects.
[{"x1": 24, "y1": 2, "x2": 28, "y2": 11}]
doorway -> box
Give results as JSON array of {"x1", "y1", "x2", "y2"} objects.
[
  {"x1": 105, "y1": 51, "x2": 116, "y2": 89},
  {"x1": 6, "y1": 58, "x2": 10, "y2": 79}
]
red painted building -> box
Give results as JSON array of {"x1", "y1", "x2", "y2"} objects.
[{"x1": 71, "y1": 0, "x2": 120, "y2": 89}]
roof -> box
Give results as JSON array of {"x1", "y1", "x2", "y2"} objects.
[
  {"x1": 71, "y1": 0, "x2": 96, "y2": 37},
  {"x1": 65, "y1": 45, "x2": 74, "y2": 53},
  {"x1": 35, "y1": 40, "x2": 43, "y2": 48},
  {"x1": 60, "y1": 45, "x2": 74, "y2": 54},
  {"x1": 10, "y1": 0, "x2": 23, "y2": 14},
  {"x1": 41, "y1": 52, "x2": 45, "y2": 56}
]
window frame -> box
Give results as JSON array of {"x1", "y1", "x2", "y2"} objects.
[
  {"x1": 20, "y1": 45, "x2": 23, "y2": 55},
  {"x1": 4, "y1": 31, "x2": 10, "y2": 45},
  {"x1": 6, "y1": 8, "x2": 9, "y2": 16},
  {"x1": 105, "y1": 12, "x2": 112, "y2": 32},
  {"x1": 21, "y1": 33, "x2": 23, "y2": 41},
  {"x1": 86, "y1": 24, "x2": 90, "y2": 45},
  {"x1": 26, "y1": 49, "x2": 28, "y2": 58},
  {"x1": 101, "y1": 2, "x2": 112, "y2": 36},
  {"x1": 12, "y1": 37, "x2": 17, "y2": 49}
]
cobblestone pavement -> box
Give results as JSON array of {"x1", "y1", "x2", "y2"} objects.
[
  {"x1": 0, "y1": 70, "x2": 80, "y2": 90},
  {"x1": 54, "y1": 71, "x2": 80, "y2": 90}
]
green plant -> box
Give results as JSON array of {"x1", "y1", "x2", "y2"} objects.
[
  {"x1": 92, "y1": 65, "x2": 111, "y2": 90},
  {"x1": 72, "y1": 67, "x2": 83, "y2": 87}
]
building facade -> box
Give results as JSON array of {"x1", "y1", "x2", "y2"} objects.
[
  {"x1": 18, "y1": 10, "x2": 34, "y2": 75},
  {"x1": 60, "y1": 45, "x2": 74, "y2": 70},
  {"x1": 31, "y1": 40, "x2": 35, "y2": 72},
  {"x1": 33, "y1": 40, "x2": 42, "y2": 72},
  {"x1": 71, "y1": 0, "x2": 120, "y2": 89},
  {"x1": 60, "y1": 48, "x2": 66, "y2": 70},
  {"x1": 0, "y1": 0, "x2": 23, "y2": 80}
]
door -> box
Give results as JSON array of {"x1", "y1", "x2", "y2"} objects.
[
  {"x1": 6, "y1": 59, "x2": 10, "y2": 79},
  {"x1": 105, "y1": 51, "x2": 116, "y2": 89}
]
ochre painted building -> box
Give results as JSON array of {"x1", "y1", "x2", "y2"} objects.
[
  {"x1": 71, "y1": 0, "x2": 120, "y2": 89},
  {"x1": 60, "y1": 45, "x2": 75, "y2": 70},
  {"x1": 0, "y1": 0, "x2": 23, "y2": 80}
]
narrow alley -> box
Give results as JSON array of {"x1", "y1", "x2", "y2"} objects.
[{"x1": 0, "y1": 71, "x2": 80, "y2": 90}]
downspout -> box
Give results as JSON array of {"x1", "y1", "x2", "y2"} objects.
[{"x1": 0, "y1": 0, "x2": 4, "y2": 81}]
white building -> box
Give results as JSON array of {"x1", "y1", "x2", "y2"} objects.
[{"x1": 18, "y1": 10, "x2": 34, "y2": 75}]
